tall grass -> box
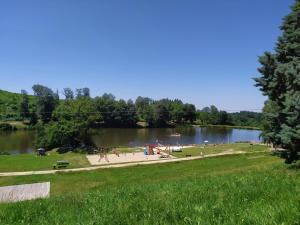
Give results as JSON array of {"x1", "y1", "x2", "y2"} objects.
[{"x1": 1, "y1": 167, "x2": 299, "y2": 224}]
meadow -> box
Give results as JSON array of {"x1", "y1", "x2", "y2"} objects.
[{"x1": 0, "y1": 152, "x2": 299, "y2": 225}]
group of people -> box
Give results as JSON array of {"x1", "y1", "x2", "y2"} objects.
[{"x1": 97, "y1": 147, "x2": 121, "y2": 163}]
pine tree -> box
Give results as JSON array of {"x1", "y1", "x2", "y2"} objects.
[{"x1": 255, "y1": 0, "x2": 300, "y2": 163}]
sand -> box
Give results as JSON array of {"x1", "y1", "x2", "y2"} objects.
[{"x1": 86, "y1": 152, "x2": 173, "y2": 166}]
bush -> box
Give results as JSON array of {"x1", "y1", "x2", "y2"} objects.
[{"x1": 35, "y1": 121, "x2": 91, "y2": 150}]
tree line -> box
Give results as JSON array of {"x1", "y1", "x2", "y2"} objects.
[
  {"x1": 12, "y1": 84, "x2": 262, "y2": 149},
  {"x1": 196, "y1": 106, "x2": 262, "y2": 128},
  {"x1": 16, "y1": 84, "x2": 197, "y2": 149},
  {"x1": 19, "y1": 85, "x2": 197, "y2": 128}
]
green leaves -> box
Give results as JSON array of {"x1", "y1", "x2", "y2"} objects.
[{"x1": 255, "y1": 1, "x2": 300, "y2": 163}]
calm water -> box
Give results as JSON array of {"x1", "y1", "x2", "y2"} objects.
[
  {"x1": 0, "y1": 127, "x2": 261, "y2": 154},
  {"x1": 0, "y1": 130, "x2": 36, "y2": 154}
]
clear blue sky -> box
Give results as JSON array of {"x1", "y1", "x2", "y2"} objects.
[{"x1": 0, "y1": 0, "x2": 294, "y2": 111}]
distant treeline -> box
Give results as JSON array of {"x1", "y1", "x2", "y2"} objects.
[
  {"x1": 196, "y1": 106, "x2": 263, "y2": 128},
  {"x1": 0, "y1": 86, "x2": 262, "y2": 129},
  {"x1": 1, "y1": 86, "x2": 197, "y2": 127}
]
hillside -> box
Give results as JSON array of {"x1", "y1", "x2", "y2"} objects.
[{"x1": 0, "y1": 89, "x2": 35, "y2": 120}]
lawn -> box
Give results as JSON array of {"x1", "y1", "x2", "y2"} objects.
[
  {"x1": 0, "y1": 152, "x2": 299, "y2": 225},
  {"x1": 171, "y1": 143, "x2": 268, "y2": 158},
  {"x1": 0, "y1": 143, "x2": 267, "y2": 172},
  {"x1": 0, "y1": 150, "x2": 90, "y2": 172}
]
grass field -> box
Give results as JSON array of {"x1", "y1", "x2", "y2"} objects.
[
  {"x1": 0, "y1": 152, "x2": 299, "y2": 225},
  {"x1": 0, "y1": 150, "x2": 90, "y2": 172},
  {"x1": 170, "y1": 143, "x2": 267, "y2": 158},
  {"x1": 0, "y1": 144, "x2": 267, "y2": 172}
]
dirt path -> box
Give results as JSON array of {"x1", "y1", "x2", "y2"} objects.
[{"x1": 0, "y1": 151, "x2": 257, "y2": 177}]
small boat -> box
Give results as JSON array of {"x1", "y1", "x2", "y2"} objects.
[{"x1": 170, "y1": 133, "x2": 181, "y2": 137}]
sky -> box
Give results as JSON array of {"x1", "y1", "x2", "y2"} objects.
[{"x1": 0, "y1": 0, "x2": 295, "y2": 111}]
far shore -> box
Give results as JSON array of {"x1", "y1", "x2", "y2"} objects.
[{"x1": 193, "y1": 124, "x2": 262, "y2": 130}]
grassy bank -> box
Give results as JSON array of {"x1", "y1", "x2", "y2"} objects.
[
  {"x1": 0, "y1": 152, "x2": 299, "y2": 224},
  {"x1": 171, "y1": 143, "x2": 267, "y2": 158},
  {"x1": 0, "y1": 121, "x2": 29, "y2": 131},
  {"x1": 0, "y1": 152, "x2": 277, "y2": 195},
  {"x1": 0, "y1": 150, "x2": 89, "y2": 172},
  {"x1": 5, "y1": 121, "x2": 28, "y2": 130}
]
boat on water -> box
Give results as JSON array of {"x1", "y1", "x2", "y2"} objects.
[{"x1": 170, "y1": 133, "x2": 181, "y2": 137}]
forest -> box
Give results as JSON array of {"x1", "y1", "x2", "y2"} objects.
[{"x1": 0, "y1": 85, "x2": 262, "y2": 149}]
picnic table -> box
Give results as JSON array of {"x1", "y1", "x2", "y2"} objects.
[{"x1": 53, "y1": 161, "x2": 70, "y2": 169}]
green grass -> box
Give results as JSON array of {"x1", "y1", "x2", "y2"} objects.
[
  {"x1": 0, "y1": 143, "x2": 268, "y2": 172},
  {"x1": 0, "y1": 152, "x2": 277, "y2": 195},
  {"x1": 0, "y1": 150, "x2": 90, "y2": 172},
  {"x1": 0, "y1": 143, "x2": 267, "y2": 172},
  {"x1": 171, "y1": 143, "x2": 268, "y2": 158},
  {"x1": 0, "y1": 152, "x2": 299, "y2": 224}
]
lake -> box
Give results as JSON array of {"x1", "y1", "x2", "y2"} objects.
[{"x1": 0, "y1": 127, "x2": 262, "y2": 154}]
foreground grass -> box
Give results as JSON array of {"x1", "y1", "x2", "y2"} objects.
[
  {"x1": 0, "y1": 152, "x2": 277, "y2": 195},
  {"x1": 0, "y1": 153, "x2": 299, "y2": 225},
  {"x1": 0, "y1": 150, "x2": 90, "y2": 172}
]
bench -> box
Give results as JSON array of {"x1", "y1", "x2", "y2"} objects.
[
  {"x1": 53, "y1": 161, "x2": 70, "y2": 169},
  {"x1": 186, "y1": 154, "x2": 192, "y2": 157}
]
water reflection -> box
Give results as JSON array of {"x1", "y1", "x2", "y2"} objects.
[
  {"x1": 0, "y1": 131, "x2": 35, "y2": 154},
  {"x1": 91, "y1": 127, "x2": 261, "y2": 147}
]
